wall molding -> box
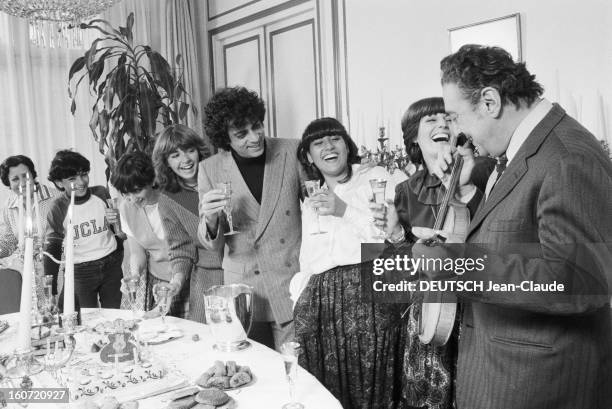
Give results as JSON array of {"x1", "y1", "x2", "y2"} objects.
[{"x1": 268, "y1": 19, "x2": 318, "y2": 137}]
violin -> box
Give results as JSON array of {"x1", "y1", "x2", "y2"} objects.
[{"x1": 418, "y1": 133, "x2": 471, "y2": 346}]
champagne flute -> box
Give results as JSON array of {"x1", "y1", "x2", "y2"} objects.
[
  {"x1": 281, "y1": 341, "x2": 304, "y2": 409},
  {"x1": 304, "y1": 180, "x2": 327, "y2": 235},
  {"x1": 125, "y1": 276, "x2": 140, "y2": 319},
  {"x1": 42, "y1": 275, "x2": 58, "y2": 322},
  {"x1": 369, "y1": 178, "x2": 388, "y2": 239},
  {"x1": 154, "y1": 284, "x2": 171, "y2": 330},
  {"x1": 105, "y1": 198, "x2": 124, "y2": 236},
  {"x1": 217, "y1": 182, "x2": 239, "y2": 236}
]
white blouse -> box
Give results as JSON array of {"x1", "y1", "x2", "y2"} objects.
[{"x1": 290, "y1": 165, "x2": 400, "y2": 304}]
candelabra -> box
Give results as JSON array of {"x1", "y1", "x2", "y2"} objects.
[{"x1": 360, "y1": 125, "x2": 410, "y2": 176}]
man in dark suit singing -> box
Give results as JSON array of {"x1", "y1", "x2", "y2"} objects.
[
  {"x1": 198, "y1": 87, "x2": 302, "y2": 351},
  {"x1": 415, "y1": 44, "x2": 612, "y2": 408}
]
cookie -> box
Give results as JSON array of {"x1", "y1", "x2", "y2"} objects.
[
  {"x1": 238, "y1": 365, "x2": 252, "y2": 377},
  {"x1": 205, "y1": 376, "x2": 229, "y2": 389},
  {"x1": 229, "y1": 371, "x2": 252, "y2": 388},
  {"x1": 226, "y1": 361, "x2": 237, "y2": 376},
  {"x1": 194, "y1": 388, "x2": 230, "y2": 406},
  {"x1": 217, "y1": 398, "x2": 236, "y2": 409},
  {"x1": 167, "y1": 395, "x2": 197, "y2": 409},
  {"x1": 100, "y1": 396, "x2": 120, "y2": 409},
  {"x1": 170, "y1": 386, "x2": 200, "y2": 401},
  {"x1": 195, "y1": 372, "x2": 212, "y2": 388},
  {"x1": 212, "y1": 361, "x2": 226, "y2": 377}
]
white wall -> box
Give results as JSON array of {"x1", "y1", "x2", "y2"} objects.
[{"x1": 344, "y1": 0, "x2": 612, "y2": 150}]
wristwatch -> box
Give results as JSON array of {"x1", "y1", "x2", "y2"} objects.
[{"x1": 387, "y1": 226, "x2": 406, "y2": 244}]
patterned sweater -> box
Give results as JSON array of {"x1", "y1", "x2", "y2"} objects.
[{"x1": 158, "y1": 188, "x2": 222, "y2": 286}]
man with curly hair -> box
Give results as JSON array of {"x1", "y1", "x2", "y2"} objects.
[
  {"x1": 198, "y1": 87, "x2": 302, "y2": 350},
  {"x1": 414, "y1": 44, "x2": 612, "y2": 408}
]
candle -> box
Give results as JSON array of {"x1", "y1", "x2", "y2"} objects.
[
  {"x1": 17, "y1": 238, "x2": 34, "y2": 350},
  {"x1": 17, "y1": 184, "x2": 24, "y2": 248},
  {"x1": 25, "y1": 174, "x2": 32, "y2": 237},
  {"x1": 64, "y1": 184, "x2": 76, "y2": 315}
]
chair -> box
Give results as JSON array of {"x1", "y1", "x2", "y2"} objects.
[{"x1": 0, "y1": 268, "x2": 22, "y2": 314}]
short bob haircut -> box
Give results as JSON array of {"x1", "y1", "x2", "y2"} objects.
[
  {"x1": 400, "y1": 97, "x2": 446, "y2": 166},
  {"x1": 297, "y1": 117, "x2": 359, "y2": 184},
  {"x1": 204, "y1": 86, "x2": 266, "y2": 151},
  {"x1": 111, "y1": 151, "x2": 156, "y2": 194},
  {"x1": 152, "y1": 124, "x2": 209, "y2": 193},
  {"x1": 48, "y1": 150, "x2": 90, "y2": 188},
  {"x1": 441, "y1": 44, "x2": 543, "y2": 109},
  {"x1": 0, "y1": 155, "x2": 37, "y2": 187}
]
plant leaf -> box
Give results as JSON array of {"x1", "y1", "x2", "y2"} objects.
[
  {"x1": 126, "y1": 13, "x2": 134, "y2": 45},
  {"x1": 99, "y1": 109, "x2": 110, "y2": 142},
  {"x1": 179, "y1": 102, "x2": 189, "y2": 121},
  {"x1": 70, "y1": 99, "x2": 76, "y2": 115},
  {"x1": 68, "y1": 56, "x2": 86, "y2": 82},
  {"x1": 89, "y1": 106, "x2": 100, "y2": 141}
]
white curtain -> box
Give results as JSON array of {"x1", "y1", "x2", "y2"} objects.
[{"x1": 0, "y1": 0, "x2": 207, "y2": 203}]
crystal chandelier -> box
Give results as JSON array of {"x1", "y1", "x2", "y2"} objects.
[{"x1": 0, "y1": 0, "x2": 121, "y2": 48}]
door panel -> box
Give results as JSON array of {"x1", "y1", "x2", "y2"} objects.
[{"x1": 269, "y1": 20, "x2": 318, "y2": 139}]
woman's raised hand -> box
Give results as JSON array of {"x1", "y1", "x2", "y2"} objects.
[{"x1": 310, "y1": 190, "x2": 347, "y2": 218}]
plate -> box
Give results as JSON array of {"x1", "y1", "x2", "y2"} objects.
[{"x1": 142, "y1": 329, "x2": 184, "y2": 345}]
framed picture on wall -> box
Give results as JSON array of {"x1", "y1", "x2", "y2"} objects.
[{"x1": 449, "y1": 13, "x2": 522, "y2": 62}]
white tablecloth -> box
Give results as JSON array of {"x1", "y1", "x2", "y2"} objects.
[{"x1": 0, "y1": 308, "x2": 342, "y2": 409}]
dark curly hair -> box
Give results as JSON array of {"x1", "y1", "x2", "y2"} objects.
[
  {"x1": 48, "y1": 150, "x2": 90, "y2": 186},
  {"x1": 204, "y1": 87, "x2": 266, "y2": 150},
  {"x1": 0, "y1": 155, "x2": 37, "y2": 187},
  {"x1": 441, "y1": 44, "x2": 543, "y2": 108},
  {"x1": 111, "y1": 151, "x2": 156, "y2": 194},
  {"x1": 297, "y1": 117, "x2": 359, "y2": 184},
  {"x1": 152, "y1": 124, "x2": 209, "y2": 193},
  {"x1": 400, "y1": 97, "x2": 446, "y2": 166}
]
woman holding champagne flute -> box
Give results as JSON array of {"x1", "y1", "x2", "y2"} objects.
[
  {"x1": 386, "y1": 97, "x2": 486, "y2": 409},
  {"x1": 151, "y1": 124, "x2": 224, "y2": 323},
  {"x1": 291, "y1": 117, "x2": 408, "y2": 409}
]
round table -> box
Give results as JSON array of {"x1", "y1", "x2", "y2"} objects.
[{"x1": 0, "y1": 308, "x2": 341, "y2": 409}]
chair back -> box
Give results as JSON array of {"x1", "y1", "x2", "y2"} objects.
[{"x1": 0, "y1": 268, "x2": 22, "y2": 314}]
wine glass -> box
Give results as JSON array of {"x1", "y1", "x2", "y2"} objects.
[
  {"x1": 217, "y1": 182, "x2": 239, "y2": 236},
  {"x1": 304, "y1": 180, "x2": 327, "y2": 235},
  {"x1": 281, "y1": 341, "x2": 304, "y2": 409},
  {"x1": 154, "y1": 283, "x2": 172, "y2": 329},
  {"x1": 125, "y1": 275, "x2": 141, "y2": 319},
  {"x1": 369, "y1": 178, "x2": 388, "y2": 239}
]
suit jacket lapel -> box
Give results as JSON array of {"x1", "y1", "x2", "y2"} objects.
[
  {"x1": 220, "y1": 150, "x2": 260, "y2": 222},
  {"x1": 255, "y1": 138, "x2": 285, "y2": 240},
  {"x1": 468, "y1": 104, "x2": 566, "y2": 238}
]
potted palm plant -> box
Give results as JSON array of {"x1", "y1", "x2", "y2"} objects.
[{"x1": 68, "y1": 12, "x2": 195, "y2": 175}]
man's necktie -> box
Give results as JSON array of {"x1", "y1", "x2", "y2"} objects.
[{"x1": 486, "y1": 153, "x2": 508, "y2": 199}]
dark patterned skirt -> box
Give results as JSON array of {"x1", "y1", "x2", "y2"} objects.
[
  {"x1": 294, "y1": 262, "x2": 409, "y2": 409},
  {"x1": 403, "y1": 304, "x2": 456, "y2": 409}
]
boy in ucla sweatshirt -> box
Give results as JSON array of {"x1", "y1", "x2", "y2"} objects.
[{"x1": 44, "y1": 150, "x2": 124, "y2": 308}]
